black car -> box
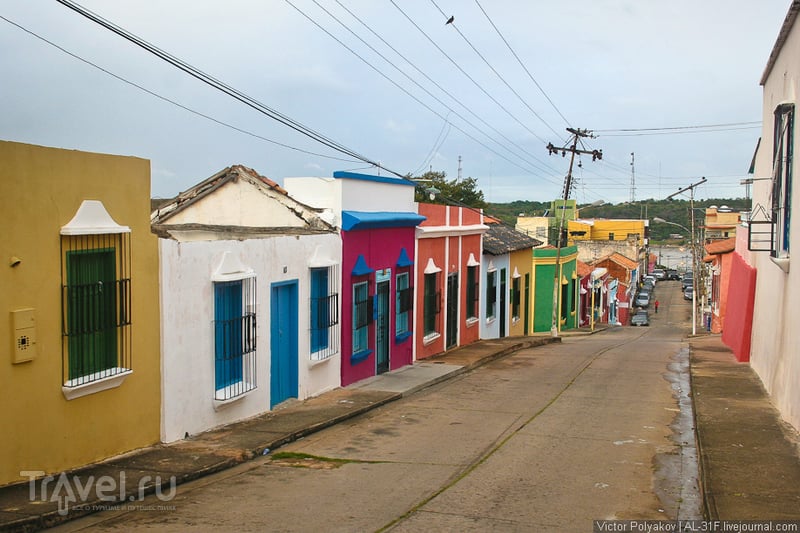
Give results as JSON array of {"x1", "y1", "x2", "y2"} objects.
[{"x1": 667, "y1": 269, "x2": 680, "y2": 280}]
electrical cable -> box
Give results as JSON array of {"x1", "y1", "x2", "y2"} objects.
[
  {"x1": 0, "y1": 14, "x2": 364, "y2": 165},
  {"x1": 56, "y1": 0, "x2": 405, "y2": 177},
  {"x1": 429, "y1": 0, "x2": 563, "y2": 139},
  {"x1": 473, "y1": 0, "x2": 572, "y2": 129}
]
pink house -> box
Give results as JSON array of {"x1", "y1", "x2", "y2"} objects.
[
  {"x1": 414, "y1": 203, "x2": 487, "y2": 359},
  {"x1": 284, "y1": 171, "x2": 424, "y2": 387}
]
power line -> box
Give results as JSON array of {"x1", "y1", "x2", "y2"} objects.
[
  {"x1": 0, "y1": 14, "x2": 363, "y2": 165},
  {"x1": 389, "y1": 0, "x2": 554, "y2": 148},
  {"x1": 595, "y1": 121, "x2": 760, "y2": 133},
  {"x1": 329, "y1": 0, "x2": 560, "y2": 177},
  {"x1": 55, "y1": 0, "x2": 404, "y2": 177},
  {"x1": 429, "y1": 0, "x2": 563, "y2": 139},
  {"x1": 473, "y1": 0, "x2": 571, "y2": 129},
  {"x1": 292, "y1": 0, "x2": 560, "y2": 178}
]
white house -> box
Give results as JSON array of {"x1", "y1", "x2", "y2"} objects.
[
  {"x1": 749, "y1": 0, "x2": 800, "y2": 432},
  {"x1": 152, "y1": 165, "x2": 341, "y2": 442}
]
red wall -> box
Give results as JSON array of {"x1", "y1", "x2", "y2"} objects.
[{"x1": 721, "y1": 252, "x2": 756, "y2": 362}]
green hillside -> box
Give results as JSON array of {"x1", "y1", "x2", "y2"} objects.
[{"x1": 487, "y1": 198, "x2": 749, "y2": 242}]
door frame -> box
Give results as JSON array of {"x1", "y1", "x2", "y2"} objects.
[{"x1": 270, "y1": 280, "x2": 298, "y2": 408}]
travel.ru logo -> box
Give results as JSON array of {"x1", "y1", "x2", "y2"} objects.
[{"x1": 21, "y1": 470, "x2": 177, "y2": 516}]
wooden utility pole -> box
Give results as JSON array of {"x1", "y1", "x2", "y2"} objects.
[{"x1": 546, "y1": 128, "x2": 602, "y2": 337}]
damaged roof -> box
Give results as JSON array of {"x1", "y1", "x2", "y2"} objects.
[
  {"x1": 482, "y1": 223, "x2": 542, "y2": 255},
  {"x1": 151, "y1": 165, "x2": 337, "y2": 237}
]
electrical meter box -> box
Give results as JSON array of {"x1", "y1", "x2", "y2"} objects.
[{"x1": 11, "y1": 308, "x2": 37, "y2": 363}]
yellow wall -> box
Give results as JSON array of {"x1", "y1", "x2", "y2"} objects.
[
  {"x1": 508, "y1": 248, "x2": 533, "y2": 337},
  {"x1": 0, "y1": 141, "x2": 161, "y2": 486},
  {"x1": 568, "y1": 219, "x2": 645, "y2": 243}
]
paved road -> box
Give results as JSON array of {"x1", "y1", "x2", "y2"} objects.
[{"x1": 54, "y1": 281, "x2": 698, "y2": 532}]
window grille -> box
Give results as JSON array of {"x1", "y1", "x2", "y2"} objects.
[
  {"x1": 213, "y1": 276, "x2": 257, "y2": 401},
  {"x1": 423, "y1": 272, "x2": 440, "y2": 335},
  {"x1": 486, "y1": 271, "x2": 497, "y2": 318},
  {"x1": 352, "y1": 281, "x2": 372, "y2": 354},
  {"x1": 466, "y1": 265, "x2": 479, "y2": 320},
  {"x1": 512, "y1": 277, "x2": 521, "y2": 320},
  {"x1": 310, "y1": 266, "x2": 340, "y2": 360},
  {"x1": 395, "y1": 271, "x2": 412, "y2": 336},
  {"x1": 61, "y1": 232, "x2": 132, "y2": 388}
]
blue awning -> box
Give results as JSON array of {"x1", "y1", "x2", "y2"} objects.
[{"x1": 342, "y1": 211, "x2": 426, "y2": 231}]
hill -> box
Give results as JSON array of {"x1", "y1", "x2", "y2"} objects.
[{"x1": 487, "y1": 198, "x2": 749, "y2": 242}]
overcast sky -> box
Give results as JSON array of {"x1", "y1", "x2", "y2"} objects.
[{"x1": 0, "y1": 1, "x2": 791, "y2": 204}]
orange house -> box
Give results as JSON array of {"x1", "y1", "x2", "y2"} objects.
[
  {"x1": 703, "y1": 237, "x2": 736, "y2": 334},
  {"x1": 414, "y1": 203, "x2": 487, "y2": 359}
]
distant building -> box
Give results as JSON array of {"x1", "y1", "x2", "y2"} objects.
[{"x1": 704, "y1": 206, "x2": 741, "y2": 243}]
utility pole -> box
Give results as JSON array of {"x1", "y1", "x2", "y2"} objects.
[
  {"x1": 546, "y1": 128, "x2": 603, "y2": 337},
  {"x1": 630, "y1": 152, "x2": 636, "y2": 204},
  {"x1": 666, "y1": 177, "x2": 707, "y2": 335},
  {"x1": 457, "y1": 155, "x2": 462, "y2": 183}
]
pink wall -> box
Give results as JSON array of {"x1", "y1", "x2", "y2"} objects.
[
  {"x1": 341, "y1": 226, "x2": 416, "y2": 386},
  {"x1": 722, "y1": 252, "x2": 756, "y2": 362}
]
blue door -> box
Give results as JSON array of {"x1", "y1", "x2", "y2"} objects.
[{"x1": 271, "y1": 281, "x2": 298, "y2": 407}]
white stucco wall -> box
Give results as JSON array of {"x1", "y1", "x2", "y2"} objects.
[
  {"x1": 166, "y1": 178, "x2": 306, "y2": 228},
  {"x1": 284, "y1": 175, "x2": 417, "y2": 215},
  {"x1": 750, "y1": 18, "x2": 800, "y2": 431},
  {"x1": 479, "y1": 254, "x2": 511, "y2": 339},
  {"x1": 159, "y1": 234, "x2": 342, "y2": 442}
]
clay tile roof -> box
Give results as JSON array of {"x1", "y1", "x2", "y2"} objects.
[
  {"x1": 704, "y1": 237, "x2": 736, "y2": 256},
  {"x1": 608, "y1": 252, "x2": 639, "y2": 270},
  {"x1": 576, "y1": 260, "x2": 593, "y2": 277}
]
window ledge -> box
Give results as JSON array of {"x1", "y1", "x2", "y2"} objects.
[
  {"x1": 485, "y1": 317, "x2": 496, "y2": 325},
  {"x1": 62, "y1": 368, "x2": 133, "y2": 400},
  {"x1": 394, "y1": 331, "x2": 412, "y2": 344},
  {"x1": 309, "y1": 354, "x2": 336, "y2": 368},
  {"x1": 465, "y1": 317, "x2": 479, "y2": 327},
  {"x1": 214, "y1": 383, "x2": 256, "y2": 410},
  {"x1": 770, "y1": 255, "x2": 790, "y2": 273},
  {"x1": 351, "y1": 349, "x2": 373, "y2": 364},
  {"x1": 422, "y1": 332, "x2": 440, "y2": 346}
]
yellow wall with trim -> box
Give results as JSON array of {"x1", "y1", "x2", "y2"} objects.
[
  {"x1": 508, "y1": 248, "x2": 533, "y2": 337},
  {"x1": 568, "y1": 219, "x2": 645, "y2": 243},
  {"x1": 0, "y1": 141, "x2": 161, "y2": 486}
]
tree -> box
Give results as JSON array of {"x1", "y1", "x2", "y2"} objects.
[{"x1": 412, "y1": 171, "x2": 488, "y2": 209}]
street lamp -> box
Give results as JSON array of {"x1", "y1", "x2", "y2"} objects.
[{"x1": 653, "y1": 217, "x2": 698, "y2": 335}]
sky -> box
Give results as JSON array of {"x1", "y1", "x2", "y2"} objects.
[{"x1": 0, "y1": 1, "x2": 792, "y2": 204}]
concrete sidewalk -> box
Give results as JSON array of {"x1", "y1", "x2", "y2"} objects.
[
  {"x1": 0, "y1": 336, "x2": 558, "y2": 533},
  {"x1": 690, "y1": 334, "x2": 800, "y2": 519}
]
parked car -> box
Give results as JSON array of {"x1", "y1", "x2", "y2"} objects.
[
  {"x1": 683, "y1": 286, "x2": 694, "y2": 300},
  {"x1": 635, "y1": 292, "x2": 651, "y2": 307},
  {"x1": 667, "y1": 269, "x2": 680, "y2": 280},
  {"x1": 642, "y1": 279, "x2": 655, "y2": 291},
  {"x1": 652, "y1": 269, "x2": 667, "y2": 280},
  {"x1": 631, "y1": 310, "x2": 650, "y2": 326},
  {"x1": 643, "y1": 275, "x2": 657, "y2": 286},
  {"x1": 681, "y1": 276, "x2": 694, "y2": 290}
]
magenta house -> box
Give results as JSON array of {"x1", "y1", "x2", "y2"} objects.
[{"x1": 284, "y1": 171, "x2": 424, "y2": 387}]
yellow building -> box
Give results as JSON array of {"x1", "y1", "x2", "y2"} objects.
[
  {"x1": 0, "y1": 141, "x2": 161, "y2": 486},
  {"x1": 567, "y1": 218, "x2": 646, "y2": 244},
  {"x1": 704, "y1": 206, "x2": 740, "y2": 242}
]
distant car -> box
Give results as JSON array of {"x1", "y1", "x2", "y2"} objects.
[
  {"x1": 684, "y1": 286, "x2": 694, "y2": 300},
  {"x1": 652, "y1": 269, "x2": 667, "y2": 280},
  {"x1": 635, "y1": 292, "x2": 651, "y2": 307},
  {"x1": 681, "y1": 276, "x2": 694, "y2": 290},
  {"x1": 667, "y1": 269, "x2": 680, "y2": 280},
  {"x1": 631, "y1": 310, "x2": 650, "y2": 326},
  {"x1": 643, "y1": 275, "x2": 657, "y2": 285}
]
